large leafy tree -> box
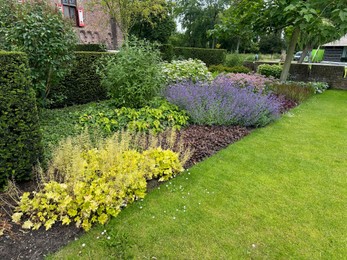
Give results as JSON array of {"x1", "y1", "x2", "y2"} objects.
[
  {"x1": 97, "y1": 0, "x2": 168, "y2": 43},
  {"x1": 130, "y1": 1, "x2": 176, "y2": 43},
  {"x1": 175, "y1": 0, "x2": 229, "y2": 48},
  {"x1": 256, "y1": 0, "x2": 347, "y2": 81},
  {"x1": 216, "y1": 0, "x2": 347, "y2": 80},
  {"x1": 209, "y1": 0, "x2": 262, "y2": 52}
]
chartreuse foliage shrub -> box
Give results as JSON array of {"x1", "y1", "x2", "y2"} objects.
[
  {"x1": 78, "y1": 100, "x2": 189, "y2": 134},
  {"x1": 12, "y1": 131, "x2": 185, "y2": 231},
  {"x1": 48, "y1": 52, "x2": 113, "y2": 108},
  {"x1": 0, "y1": 52, "x2": 42, "y2": 189},
  {"x1": 173, "y1": 47, "x2": 226, "y2": 66},
  {"x1": 257, "y1": 64, "x2": 283, "y2": 79},
  {"x1": 98, "y1": 37, "x2": 165, "y2": 108},
  {"x1": 161, "y1": 59, "x2": 212, "y2": 83},
  {"x1": 164, "y1": 76, "x2": 281, "y2": 127},
  {"x1": 208, "y1": 65, "x2": 251, "y2": 74}
]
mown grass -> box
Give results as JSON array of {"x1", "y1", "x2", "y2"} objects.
[{"x1": 50, "y1": 90, "x2": 347, "y2": 259}]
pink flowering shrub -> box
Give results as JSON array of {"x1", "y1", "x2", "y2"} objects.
[{"x1": 214, "y1": 73, "x2": 277, "y2": 90}]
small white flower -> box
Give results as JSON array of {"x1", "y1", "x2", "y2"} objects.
[
  {"x1": 101, "y1": 232, "x2": 105, "y2": 235},
  {"x1": 96, "y1": 236, "x2": 100, "y2": 239},
  {"x1": 173, "y1": 217, "x2": 176, "y2": 220},
  {"x1": 140, "y1": 206, "x2": 143, "y2": 209},
  {"x1": 82, "y1": 243, "x2": 86, "y2": 247},
  {"x1": 107, "y1": 236, "x2": 111, "y2": 240}
]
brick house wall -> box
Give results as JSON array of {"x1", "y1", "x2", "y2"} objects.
[{"x1": 49, "y1": 0, "x2": 123, "y2": 49}]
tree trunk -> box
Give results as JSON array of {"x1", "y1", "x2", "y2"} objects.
[
  {"x1": 110, "y1": 18, "x2": 119, "y2": 50},
  {"x1": 280, "y1": 27, "x2": 300, "y2": 82},
  {"x1": 298, "y1": 44, "x2": 313, "y2": 64},
  {"x1": 236, "y1": 37, "x2": 240, "y2": 53}
]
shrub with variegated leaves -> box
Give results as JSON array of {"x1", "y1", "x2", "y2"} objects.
[{"x1": 161, "y1": 58, "x2": 212, "y2": 83}]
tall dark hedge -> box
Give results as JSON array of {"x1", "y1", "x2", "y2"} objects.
[
  {"x1": 49, "y1": 52, "x2": 114, "y2": 108},
  {"x1": 0, "y1": 51, "x2": 42, "y2": 189},
  {"x1": 173, "y1": 47, "x2": 227, "y2": 66}
]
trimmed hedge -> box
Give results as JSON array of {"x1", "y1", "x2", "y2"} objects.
[
  {"x1": 75, "y1": 44, "x2": 107, "y2": 52},
  {"x1": 0, "y1": 51, "x2": 42, "y2": 189},
  {"x1": 49, "y1": 52, "x2": 115, "y2": 108},
  {"x1": 173, "y1": 47, "x2": 226, "y2": 66},
  {"x1": 159, "y1": 44, "x2": 174, "y2": 62},
  {"x1": 209, "y1": 65, "x2": 251, "y2": 74}
]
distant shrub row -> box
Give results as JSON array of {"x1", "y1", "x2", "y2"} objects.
[{"x1": 160, "y1": 44, "x2": 227, "y2": 65}]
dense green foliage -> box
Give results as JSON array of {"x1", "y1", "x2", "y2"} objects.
[
  {"x1": 48, "y1": 52, "x2": 113, "y2": 108},
  {"x1": 209, "y1": 65, "x2": 251, "y2": 74},
  {"x1": 159, "y1": 44, "x2": 174, "y2": 62},
  {"x1": 0, "y1": 52, "x2": 42, "y2": 189},
  {"x1": 130, "y1": 1, "x2": 176, "y2": 44},
  {"x1": 53, "y1": 91, "x2": 347, "y2": 259},
  {"x1": 173, "y1": 47, "x2": 226, "y2": 66},
  {"x1": 0, "y1": 0, "x2": 77, "y2": 106},
  {"x1": 78, "y1": 100, "x2": 189, "y2": 134},
  {"x1": 174, "y1": 0, "x2": 228, "y2": 48},
  {"x1": 162, "y1": 59, "x2": 212, "y2": 83},
  {"x1": 98, "y1": 38, "x2": 164, "y2": 108},
  {"x1": 75, "y1": 44, "x2": 107, "y2": 52},
  {"x1": 257, "y1": 64, "x2": 282, "y2": 79},
  {"x1": 13, "y1": 132, "x2": 184, "y2": 231}
]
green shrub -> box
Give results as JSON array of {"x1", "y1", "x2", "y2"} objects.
[
  {"x1": 209, "y1": 65, "x2": 251, "y2": 74},
  {"x1": 0, "y1": 0, "x2": 77, "y2": 106},
  {"x1": 159, "y1": 44, "x2": 174, "y2": 62},
  {"x1": 162, "y1": 59, "x2": 212, "y2": 83},
  {"x1": 12, "y1": 132, "x2": 185, "y2": 231},
  {"x1": 0, "y1": 52, "x2": 42, "y2": 189},
  {"x1": 224, "y1": 53, "x2": 244, "y2": 67},
  {"x1": 268, "y1": 82, "x2": 315, "y2": 103},
  {"x1": 257, "y1": 64, "x2": 282, "y2": 79},
  {"x1": 48, "y1": 52, "x2": 113, "y2": 108},
  {"x1": 78, "y1": 100, "x2": 189, "y2": 134},
  {"x1": 75, "y1": 44, "x2": 107, "y2": 52},
  {"x1": 173, "y1": 47, "x2": 226, "y2": 66},
  {"x1": 98, "y1": 38, "x2": 165, "y2": 108}
]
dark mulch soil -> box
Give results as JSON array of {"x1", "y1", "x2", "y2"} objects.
[{"x1": 0, "y1": 98, "x2": 294, "y2": 260}]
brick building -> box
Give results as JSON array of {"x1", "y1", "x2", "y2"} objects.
[{"x1": 51, "y1": 0, "x2": 123, "y2": 49}]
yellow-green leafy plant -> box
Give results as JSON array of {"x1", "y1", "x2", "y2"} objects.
[{"x1": 12, "y1": 131, "x2": 187, "y2": 231}]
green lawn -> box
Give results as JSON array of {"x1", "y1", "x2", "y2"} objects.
[{"x1": 51, "y1": 90, "x2": 347, "y2": 259}]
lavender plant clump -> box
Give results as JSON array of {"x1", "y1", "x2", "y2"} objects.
[{"x1": 164, "y1": 76, "x2": 282, "y2": 127}]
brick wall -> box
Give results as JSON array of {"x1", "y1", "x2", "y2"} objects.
[
  {"x1": 244, "y1": 61, "x2": 347, "y2": 90},
  {"x1": 50, "y1": 0, "x2": 123, "y2": 49}
]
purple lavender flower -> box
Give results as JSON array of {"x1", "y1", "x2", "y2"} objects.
[{"x1": 164, "y1": 76, "x2": 281, "y2": 127}]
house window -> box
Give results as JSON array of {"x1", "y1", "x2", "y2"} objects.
[{"x1": 62, "y1": 0, "x2": 77, "y2": 25}]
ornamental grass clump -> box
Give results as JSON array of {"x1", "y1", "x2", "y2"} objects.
[
  {"x1": 214, "y1": 73, "x2": 276, "y2": 90},
  {"x1": 164, "y1": 76, "x2": 281, "y2": 127}
]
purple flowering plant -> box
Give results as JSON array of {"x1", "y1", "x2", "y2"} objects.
[
  {"x1": 214, "y1": 73, "x2": 276, "y2": 91},
  {"x1": 164, "y1": 75, "x2": 282, "y2": 127}
]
